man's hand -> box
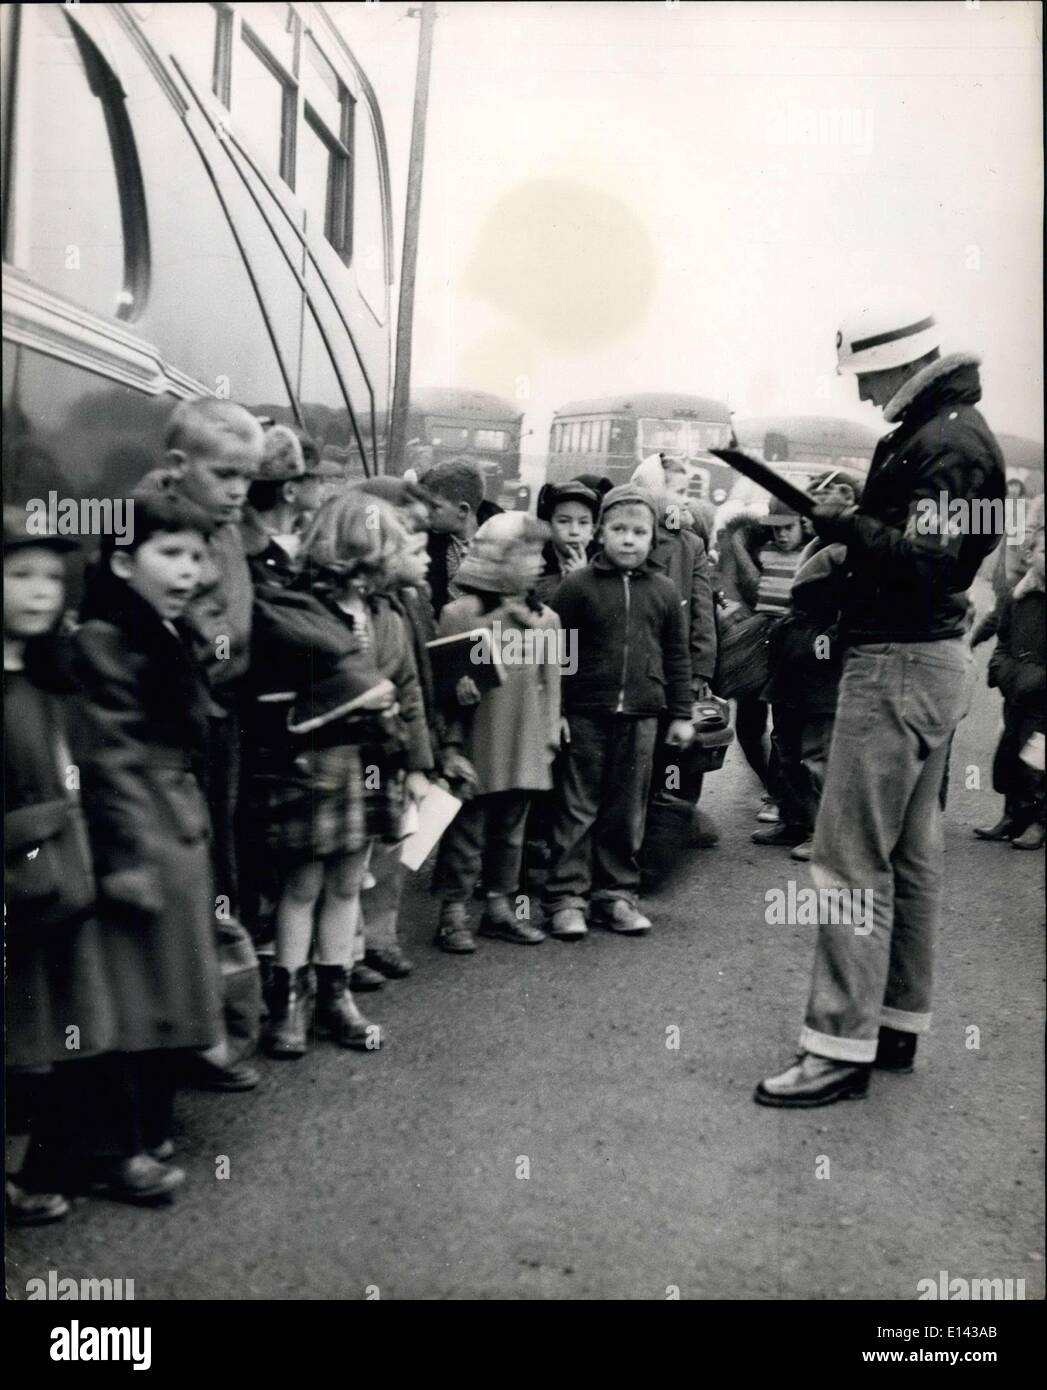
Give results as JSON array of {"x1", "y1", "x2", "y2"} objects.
[
  {"x1": 665, "y1": 718, "x2": 695, "y2": 749},
  {"x1": 810, "y1": 497, "x2": 856, "y2": 535}
]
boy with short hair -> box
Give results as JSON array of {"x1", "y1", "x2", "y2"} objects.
[
  {"x1": 421, "y1": 455, "x2": 492, "y2": 616},
  {"x1": 543, "y1": 484, "x2": 694, "y2": 938},
  {"x1": 163, "y1": 397, "x2": 265, "y2": 1089}
]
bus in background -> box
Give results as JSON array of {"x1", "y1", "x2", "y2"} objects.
[
  {"x1": 546, "y1": 394, "x2": 735, "y2": 501},
  {"x1": 3, "y1": 2, "x2": 393, "y2": 516},
  {"x1": 402, "y1": 389, "x2": 523, "y2": 504},
  {"x1": 732, "y1": 416, "x2": 881, "y2": 469},
  {"x1": 997, "y1": 434, "x2": 1044, "y2": 498}
]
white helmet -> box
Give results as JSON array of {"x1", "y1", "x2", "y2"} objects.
[{"x1": 836, "y1": 297, "x2": 940, "y2": 374}]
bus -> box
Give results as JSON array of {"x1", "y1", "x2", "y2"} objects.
[
  {"x1": 546, "y1": 393, "x2": 735, "y2": 501},
  {"x1": 2, "y1": 2, "x2": 393, "y2": 514},
  {"x1": 732, "y1": 416, "x2": 881, "y2": 470},
  {"x1": 404, "y1": 389, "x2": 523, "y2": 502}
]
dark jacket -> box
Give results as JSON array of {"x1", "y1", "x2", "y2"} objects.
[
  {"x1": 4, "y1": 637, "x2": 116, "y2": 1068},
  {"x1": 550, "y1": 555, "x2": 692, "y2": 719},
  {"x1": 764, "y1": 539, "x2": 847, "y2": 713},
  {"x1": 241, "y1": 503, "x2": 298, "y2": 590},
  {"x1": 534, "y1": 538, "x2": 597, "y2": 606},
  {"x1": 426, "y1": 498, "x2": 502, "y2": 617},
  {"x1": 73, "y1": 570, "x2": 223, "y2": 1053},
  {"x1": 816, "y1": 353, "x2": 1006, "y2": 644},
  {"x1": 988, "y1": 569, "x2": 1046, "y2": 720},
  {"x1": 651, "y1": 520, "x2": 717, "y2": 684}
]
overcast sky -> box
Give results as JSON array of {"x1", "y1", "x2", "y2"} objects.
[{"x1": 333, "y1": 0, "x2": 1043, "y2": 449}]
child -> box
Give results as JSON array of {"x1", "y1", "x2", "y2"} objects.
[
  {"x1": 978, "y1": 526, "x2": 1046, "y2": 849},
  {"x1": 252, "y1": 493, "x2": 432, "y2": 1055},
  {"x1": 4, "y1": 509, "x2": 108, "y2": 1224},
  {"x1": 349, "y1": 475, "x2": 478, "y2": 979},
  {"x1": 73, "y1": 487, "x2": 225, "y2": 1202},
  {"x1": 422, "y1": 455, "x2": 499, "y2": 616},
  {"x1": 164, "y1": 397, "x2": 266, "y2": 1091},
  {"x1": 432, "y1": 513, "x2": 562, "y2": 954},
  {"x1": 756, "y1": 476, "x2": 860, "y2": 858},
  {"x1": 543, "y1": 485, "x2": 694, "y2": 938},
  {"x1": 534, "y1": 479, "x2": 600, "y2": 604}
]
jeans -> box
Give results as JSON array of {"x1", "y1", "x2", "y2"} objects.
[
  {"x1": 802, "y1": 640, "x2": 972, "y2": 1063},
  {"x1": 433, "y1": 790, "x2": 531, "y2": 903},
  {"x1": 544, "y1": 714, "x2": 659, "y2": 911}
]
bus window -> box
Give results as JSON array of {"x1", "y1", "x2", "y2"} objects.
[
  {"x1": 475, "y1": 429, "x2": 508, "y2": 452},
  {"x1": 300, "y1": 33, "x2": 353, "y2": 259},
  {"x1": 235, "y1": 21, "x2": 295, "y2": 184},
  {"x1": 551, "y1": 423, "x2": 561, "y2": 453},
  {"x1": 244, "y1": 2, "x2": 298, "y2": 75},
  {"x1": 179, "y1": 3, "x2": 232, "y2": 105},
  {"x1": 598, "y1": 420, "x2": 611, "y2": 453},
  {"x1": 568, "y1": 422, "x2": 580, "y2": 452},
  {"x1": 353, "y1": 104, "x2": 387, "y2": 318},
  {"x1": 6, "y1": 5, "x2": 146, "y2": 322},
  {"x1": 428, "y1": 424, "x2": 470, "y2": 449},
  {"x1": 639, "y1": 418, "x2": 685, "y2": 454},
  {"x1": 580, "y1": 421, "x2": 592, "y2": 452}
]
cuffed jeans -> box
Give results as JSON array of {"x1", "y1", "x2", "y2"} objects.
[
  {"x1": 544, "y1": 714, "x2": 659, "y2": 912},
  {"x1": 433, "y1": 790, "x2": 531, "y2": 903},
  {"x1": 802, "y1": 640, "x2": 972, "y2": 1063}
]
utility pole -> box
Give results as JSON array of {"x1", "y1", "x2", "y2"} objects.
[{"x1": 387, "y1": 1, "x2": 436, "y2": 475}]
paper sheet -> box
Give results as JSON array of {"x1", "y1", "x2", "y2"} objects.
[{"x1": 400, "y1": 783, "x2": 463, "y2": 871}]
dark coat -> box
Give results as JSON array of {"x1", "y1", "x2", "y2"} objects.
[
  {"x1": 988, "y1": 570, "x2": 1045, "y2": 799},
  {"x1": 73, "y1": 571, "x2": 223, "y2": 1054},
  {"x1": 815, "y1": 353, "x2": 1007, "y2": 644},
  {"x1": 763, "y1": 538, "x2": 848, "y2": 713},
  {"x1": 651, "y1": 520, "x2": 717, "y2": 684},
  {"x1": 550, "y1": 555, "x2": 692, "y2": 719},
  {"x1": 5, "y1": 638, "x2": 116, "y2": 1069}
]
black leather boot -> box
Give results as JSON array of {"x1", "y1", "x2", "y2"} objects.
[
  {"x1": 314, "y1": 965, "x2": 381, "y2": 1051},
  {"x1": 263, "y1": 966, "x2": 311, "y2": 1059},
  {"x1": 874, "y1": 1026, "x2": 917, "y2": 1072}
]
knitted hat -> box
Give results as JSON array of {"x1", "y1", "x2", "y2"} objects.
[
  {"x1": 766, "y1": 498, "x2": 802, "y2": 524},
  {"x1": 258, "y1": 424, "x2": 306, "y2": 483},
  {"x1": 454, "y1": 512, "x2": 550, "y2": 594},
  {"x1": 598, "y1": 483, "x2": 659, "y2": 527},
  {"x1": 535, "y1": 479, "x2": 600, "y2": 523}
]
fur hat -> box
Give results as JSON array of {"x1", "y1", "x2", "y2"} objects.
[
  {"x1": 258, "y1": 424, "x2": 306, "y2": 483},
  {"x1": 598, "y1": 483, "x2": 659, "y2": 527},
  {"x1": 454, "y1": 512, "x2": 550, "y2": 594},
  {"x1": 535, "y1": 479, "x2": 600, "y2": 523}
]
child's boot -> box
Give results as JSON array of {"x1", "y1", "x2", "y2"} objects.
[
  {"x1": 435, "y1": 901, "x2": 477, "y2": 954},
  {"x1": 264, "y1": 966, "x2": 311, "y2": 1059},
  {"x1": 314, "y1": 965, "x2": 381, "y2": 1050},
  {"x1": 478, "y1": 893, "x2": 546, "y2": 945}
]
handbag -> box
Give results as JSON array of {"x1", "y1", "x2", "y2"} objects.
[
  {"x1": 4, "y1": 797, "x2": 95, "y2": 931},
  {"x1": 713, "y1": 606, "x2": 773, "y2": 699}
]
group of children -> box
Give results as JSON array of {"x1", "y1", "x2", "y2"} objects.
[{"x1": 6, "y1": 395, "x2": 1042, "y2": 1228}]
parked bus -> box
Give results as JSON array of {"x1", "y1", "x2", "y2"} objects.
[
  {"x1": 3, "y1": 2, "x2": 393, "y2": 516},
  {"x1": 547, "y1": 393, "x2": 735, "y2": 501},
  {"x1": 997, "y1": 434, "x2": 1044, "y2": 497},
  {"x1": 404, "y1": 389, "x2": 523, "y2": 502},
  {"x1": 732, "y1": 416, "x2": 881, "y2": 470}
]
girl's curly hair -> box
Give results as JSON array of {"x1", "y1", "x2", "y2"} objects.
[{"x1": 297, "y1": 490, "x2": 409, "y2": 589}]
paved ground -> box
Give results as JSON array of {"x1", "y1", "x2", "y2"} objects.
[{"x1": 7, "y1": 593, "x2": 1044, "y2": 1300}]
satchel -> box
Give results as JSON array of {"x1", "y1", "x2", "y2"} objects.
[
  {"x1": 713, "y1": 607, "x2": 773, "y2": 699},
  {"x1": 4, "y1": 797, "x2": 95, "y2": 930}
]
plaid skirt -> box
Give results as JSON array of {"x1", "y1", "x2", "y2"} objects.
[{"x1": 251, "y1": 744, "x2": 407, "y2": 865}]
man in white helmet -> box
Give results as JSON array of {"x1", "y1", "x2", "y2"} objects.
[{"x1": 756, "y1": 301, "x2": 1007, "y2": 1107}]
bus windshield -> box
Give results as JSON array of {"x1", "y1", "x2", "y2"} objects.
[{"x1": 640, "y1": 418, "x2": 732, "y2": 457}]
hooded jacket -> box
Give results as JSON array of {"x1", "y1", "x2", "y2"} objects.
[
  {"x1": 550, "y1": 554, "x2": 692, "y2": 719},
  {"x1": 816, "y1": 353, "x2": 1006, "y2": 644}
]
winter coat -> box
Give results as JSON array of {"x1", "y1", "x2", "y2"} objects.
[
  {"x1": 651, "y1": 519, "x2": 717, "y2": 684},
  {"x1": 184, "y1": 519, "x2": 255, "y2": 704},
  {"x1": 550, "y1": 555, "x2": 692, "y2": 720},
  {"x1": 73, "y1": 572, "x2": 223, "y2": 1054},
  {"x1": 714, "y1": 513, "x2": 770, "y2": 612},
  {"x1": 763, "y1": 538, "x2": 847, "y2": 713},
  {"x1": 241, "y1": 504, "x2": 298, "y2": 590},
  {"x1": 437, "y1": 593, "x2": 561, "y2": 794},
  {"x1": 814, "y1": 353, "x2": 1007, "y2": 645},
  {"x1": 5, "y1": 638, "x2": 116, "y2": 1069},
  {"x1": 988, "y1": 569, "x2": 1046, "y2": 720}
]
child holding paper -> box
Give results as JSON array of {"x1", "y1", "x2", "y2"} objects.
[{"x1": 432, "y1": 513, "x2": 562, "y2": 954}]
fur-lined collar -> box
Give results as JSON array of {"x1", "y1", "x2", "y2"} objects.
[
  {"x1": 883, "y1": 352, "x2": 981, "y2": 424},
  {"x1": 1012, "y1": 566, "x2": 1045, "y2": 600}
]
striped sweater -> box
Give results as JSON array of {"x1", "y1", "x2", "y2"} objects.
[{"x1": 754, "y1": 545, "x2": 804, "y2": 616}]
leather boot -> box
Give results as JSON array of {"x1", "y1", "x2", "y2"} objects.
[
  {"x1": 973, "y1": 815, "x2": 1019, "y2": 841},
  {"x1": 435, "y1": 900, "x2": 477, "y2": 954},
  {"x1": 263, "y1": 966, "x2": 310, "y2": 1059},
  {"x1": 314, "y1": 965, "x2": 381, "y2": 1051},
  {"x1": 874, "y1": 1025, "x2": 917, "y2": 1072},
  {"x1": 478, "y1": 894, "x2": 546, "y2": 945}
]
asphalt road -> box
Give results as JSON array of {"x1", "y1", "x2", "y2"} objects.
[{"x1": 7, "y1": 596, "x2": 1044, "y2": 1301}]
